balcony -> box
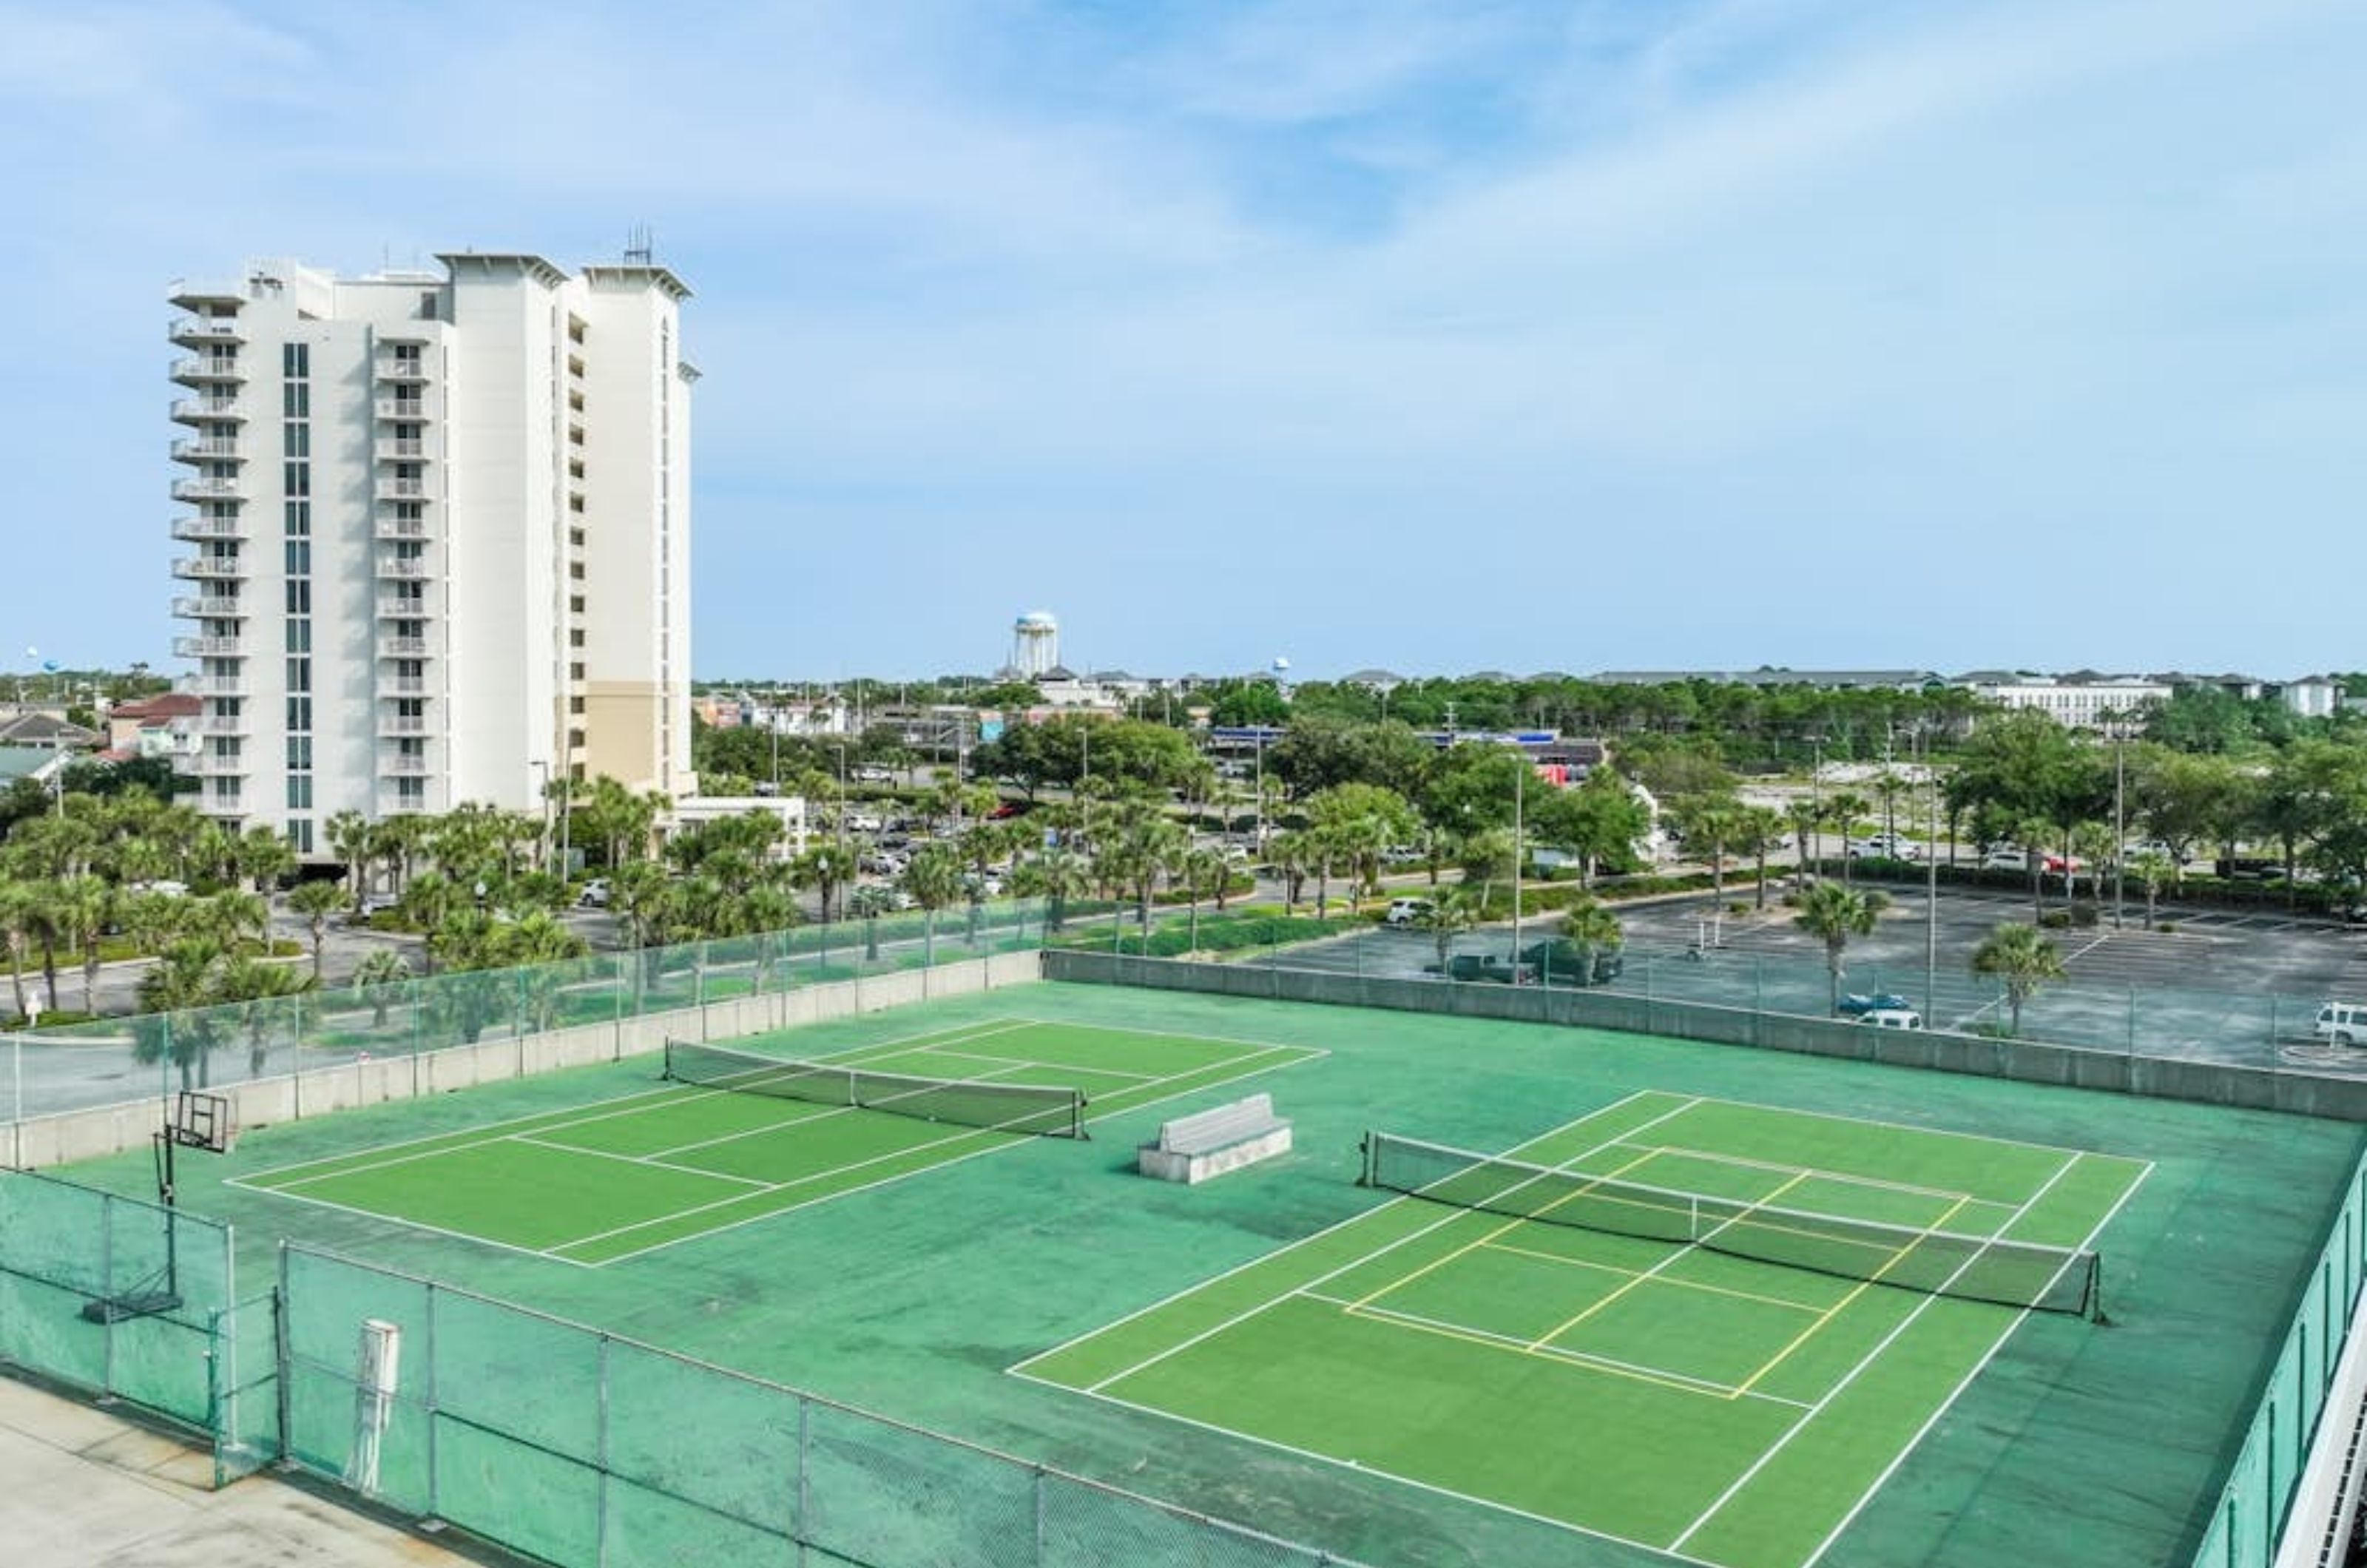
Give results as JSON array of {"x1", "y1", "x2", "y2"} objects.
[
  {"x1": 197, "y1": 715, "x2": 249, "y2": 737},
  {"x1": 374, "y1": 354, "x2": 429, "y2": 383},
  {"x1": 172, "y1": 635, "x2": 246, "y2": 659},
  {"x1": 171, "y1": 516, "x2": 241, "y2": 542},
  {"x1": 374, "y1": 438, "x2": 428, "y2": 462},
  {"x1": 375, "y1": 477, "x2": 430, "y2": 501},
  {"x1": 178, "y1": 675, "x2": 246, "y2": 698},
  {"x1": 169, "y1": 476, "x2": 242, "y2": 503},
  {"x1": 169, "y1": 356, "x2": 245, "y2": 386},
  {"x1": 170, "y1": 437, "x2": 242, "y2": 464},
  {"x1": 377, "y1": 597, "x2": 432, "y2": 619},
  {"x1": 172, "y1": 595, "x2": 245, "y2": 618},
  {"x1": 171, "y1": 555, "x2": 243, "y2": 581},
  {"x1": 192, "y1": 752, "x2": 248, "y2": 778},
  {"x1": 377, "y1": 637, "x2": 431, "y2": 659},
  {"x1": 167, "y1": 316, "x2": 243, "y2": 345},
  {"x1": 380, "y1": 754, "x2": 433, "y2": 777},
  {"x1": 374, "y1": 397, "x2": 428, "y2": 420},
  {"x1": 385, "y1": 677, "x2": 430, "y2": 697},
  {"x1": 374, "y1": 516, "x2": 430, "y2": 541},
  {"x1": 169, "y1": 396, "x2": 245, "y2": 425},
  {"x1": 376, "y1": 557, "x2": 430, "y2": 580},
  {"x1": 167, "y1": 277, "x2": 246, "y2": 308},
  {"x1": 377, "y1": 715, "x2": 431, "y2": 737}
]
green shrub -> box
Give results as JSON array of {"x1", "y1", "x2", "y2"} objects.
[
  {"x1": 2067, "y1": 901, "x2": 2101, "y2": 929},
  {"x1": 2039, "y1": 911, "x2": 2071, "y2": 930}
]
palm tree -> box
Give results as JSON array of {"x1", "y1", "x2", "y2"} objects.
[
  {"x1": 2013, "y1": 814, "x2": 2054, "y2": 921},
  {"x1": 1267, "y1": 830, "x2": 1313, "y2": 915},
  {"x1": 235, "y1": 825, "x2": 297, "y2": 894},
  {"x1": 351, "y1": 949, "x2": 411, "y2": 1028},
  {"x1": 2127, "y1": 851, "x2": 2178, "y2": 930},
  {"x1": 1673, "y1": 798, "x2": 1746, "y2": 901},
  {"x1": 791, "y1": 842, "x2": 858, "y2": 924},
  {"x1": 135, "y1": 936, "x2": 226, "y2": 1091},
  {"x1": 1787, "y1": 800, "x2": 1825, "y2": 881},
  {"x1": 215, "y1": 953, "x2": 311, "y2": 1078},
  {"x1": 1414, "y1": 886, "x2": 1480, "y2": 976},
  {"x1": 1561, "y1": 899, "x2": 1625, "y2": 987},
  {"x1": 1971, "y1": 921, "x2": 2065, "y2": 1036},
  {"x1": 1174, "y1": 848, "x2": 1230, "y2": 953},
  {"x1": 288, "y1": 879, "x2": 346, "y2": 983},
  {"x1": 1826, "y1": 791, "x2": 1870, "y2": 885},
  {"x1": 326, "y1": 809, "x2": 374, "y2": 905},
  {"x1": 901, "y1": 842, "x2": 967, "y2": 965},
  {"x1": 846, "y1": 882, "x2": 896, "y2": 961},
  {"x1": 1792, "y1": 880, "x2": 1890, "y2": 1013},
  {"x1": 49, "y1": 874, "x2": 112, "y2": 1015},
  {"x1": 0, "y1": 880, "x2": 37, "y2": 1021},
  {"x1": 1013, "y1": 845, "x2": 1094, "y2": 933},
  {"x1": 1737, "y1": 805, "x2": 1787, "y2": 910}
]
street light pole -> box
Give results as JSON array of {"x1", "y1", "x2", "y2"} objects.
[
  {"x1": 2112, "y1": 720, "x2": 2127, "y2": 931},
  {"x1": 1511, "y1": 748, "x2": 1524, "y2": 968},
  {"x1": 529, "y1": 760, "x2": 551, "y2": 873}
]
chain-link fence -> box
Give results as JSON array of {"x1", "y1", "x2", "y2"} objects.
[
  {"x1": 2189, "y1": 1150, "x2": 2367, "y2": 1567},
  {"x1": 5, "y1": 898, "x2": 1057, "y2": 1127},
  {"x1": 270, "y1": 1243, "x2": 1363, "y2": 1568}
]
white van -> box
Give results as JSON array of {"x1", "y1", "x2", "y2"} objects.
[
  {"x1": 2316, "y1": 1003, "x2": 2367, "y2": 1047},
  {"x1": 1384, "y1": 898, "x2": 1435, "y2": 927},
  {"x1": 1860, "y1": 1007, "x2": 1924, "y2": 1030}
]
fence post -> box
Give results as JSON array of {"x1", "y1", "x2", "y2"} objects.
[
  {"x1": 596, "y1": 1334, "x2": 612, "y2": 1568},
  {"x1": 1033, "y1": 1466, "x2": 1047, "y2": 1565}
]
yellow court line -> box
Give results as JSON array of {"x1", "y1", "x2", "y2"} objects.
[
  {"x1": 1481, "y1": 1240, "x2": 1829, "y2": 1315},
  {"x1": 1345, "y1": 1146, "x2": 1669, "y2": 1313},
  {"x1": 1603, "y1": 1136, "x2": 2015, "y2": 1209},
  {"x1": 1728, "y1": 1189, "x2": 1978, "y2": 1400},
  {"x1": 1527, "y1": 1170, "x2": 1814, "y2": 1351}
]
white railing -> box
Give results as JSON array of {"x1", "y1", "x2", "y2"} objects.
[
  {"x1": 378, "y1": 717, "x2": 430, "y2": 737},
  {"x1": 385, "y1": 677, "x2": 430, "y2": 696},
  {"x1": 170, "y1": 397, "x2": 243, "y2": 422},
  {"x1": 375, "y1": 399, "x2": 428, "y2": 420},
  {"x1": 172, "y1": 637, "x2": 245, "y2": 658},
  {"x1": 169, "y1": 356, "x2": 243, "y2": 381},
  {"x1": 376, "y1": 558, "x2": 429, "y2": 579},
  {"x1": 171, "y1": 516, "x2": 241, "y2": 541},
  {"x1": 170, "y1": 477, "x2": 241, "y2": 501},
  {"x1": 197, "y1": 716, "x2": 247, "y2": 735},
  {"x1": 170, "y1": 439, "x2": 240, "y2": 462},
  {"x1": 170, "y1": 555, "x2": 242, "y2": 579},
  {"x1": 177, "y1": 676, "x2": 246, "y2": 697},
  {"x1": 377, "y1": 598, "x2": 432, "y2": 619},
  {"x1": 374, "y1": 517, "x2": 429, "y2": 539},
  {"x1": 376, "y1": 478, "x2": 428, "y2": 500},
  {"x1": 167, "y1": 316, "x2": 242, "y2": 342},
  {"x1": 375, "y1": 438, "x2": 428, "y2": 460},
  {"x1": 375, "y1": 355, "x2": 429, "y2": 380},
  {"x1": 172, "y1": 596, "x2": 243, "y2": 618},
  {"x1": 192, "y1": 752, "x2": 247, "y2": 777},
  {"x1": 378, "y1": 638, "x2": 430, "y2": 658},
  {"x1": 381, "y1": 754, "x2": 432, "y2": 776}
]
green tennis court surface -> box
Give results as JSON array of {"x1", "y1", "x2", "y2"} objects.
[
  {"x1": 232, "y1": 1017, "x2": 1321, "y2": 1265},
  {"x1": 1017, "y1": 1089, "x2": 2149, "y2": 1568}
]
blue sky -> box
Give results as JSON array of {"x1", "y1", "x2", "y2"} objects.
[{"x1": 5, "y1": 0, "x2": 2361, "y2": 682}]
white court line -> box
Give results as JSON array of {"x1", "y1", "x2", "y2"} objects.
[
  {"x1": 645, "y1": 1058, "x2": 1057, "y2": 1158},
  {"x1": 231, "y1": 1180, "x2": 598, "y2": 1268},
  {"x1": 509, "y1": 1133, "x2": 774, "y2": 1189},
  {"x1": 1074, "y1": 1098, "x2": 1706, "y2": 1394},
  {"x1": 1008, "y1": 1090, "x2": 1675, "y2": 1377},
  {"x1": 1479, "y1": 1239, "x2": 1830, "y2": 1315},
  {"x1": 1664, "y1": 1092, "x2": 2117, "y2": 1163},
  {"x1": 1297, "y1": 1289, "x2": 1813, "y2": 1410},
  {"x1": 908, "y1": 1045, "x2": 1161, "y2": 1083},
  {"x1": 1004, "y1": 1371, "x2": 1727, "y2": 1568},
  {"x1": 1667, "y1": 1148, "x2": 2090, "y2": 1556},
  {"x1": 1604, "y1": 1139, "x2": 2008, "y2": 1209},
  {"x1": 1800, "y1": 1156, "x2": 2155, "y2": 1568}
]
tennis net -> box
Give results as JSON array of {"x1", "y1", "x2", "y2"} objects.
[
  {"x1": 664, "y1": 1039, "x2": 1087, "y2": 1139},
  {"x1": 1361, "y1": 1130, "x2": 2098, "y2": 1317}
]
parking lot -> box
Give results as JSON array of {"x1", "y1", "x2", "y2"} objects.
[{"x1": 1258, "y1": 878, "x2": 2367, "y2": 1075}]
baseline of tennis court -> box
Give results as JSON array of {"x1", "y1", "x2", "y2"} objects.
[
  {"x1": 1014, "y1": 1088, "x2": 2150, "y2": 1568},
  {"x1": 232, "y1": 1016, "x2": 1322, "y2": 1266}
]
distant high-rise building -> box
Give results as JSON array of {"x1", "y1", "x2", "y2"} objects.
[
  {"x1": 1010, "y1": 611, "x2": 1060, "y2": 679},
  {"x1": 168, "y1": 252, "x2": 696, "y2": 854}
]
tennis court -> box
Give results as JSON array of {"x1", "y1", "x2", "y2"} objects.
[
  {"x1": 1016, "y1": 1088, "x2": 2150, "y2": 1568},
  {"x1": 232, "y1": 1017, "x2": 1321, "y2": 1265}
]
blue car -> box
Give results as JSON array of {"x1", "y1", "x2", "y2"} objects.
[{"x1": 1836, "y1": 991, "x2": 1911, "y2": 1017}]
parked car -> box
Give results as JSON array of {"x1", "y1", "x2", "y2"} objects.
[
  {"x1": 1519, "y1": 939, "x2": 1623, "y2": 987},
  {"x1": 1443, "y1": 953, "x2": 1535, "y2": 984},
  {"x1": 357, "y1": 893, "x2": 402, "y2": 917},
  {"x1": 1384, "y1": 897, "x2": 1436, "y2": 927},
  {"x1": 1981, "y1": 848, "x2": 2030, "y2": 871},
  {"x1": 852, "y1": 765, "x2": 894, "y2": 783},
  {"x1": 576, "y1": 879, "x2": 611, "y2": 909},
  {"x1": 1860, "y1": 1007, "x2": 1924, "y2": 1030},
  {"x1": 2316, "y1": 1003, "x2": 2367, "y2": 1047},
  {"x1": 1836, "y1": 991, "x2": 1913, "y2": 1017}
]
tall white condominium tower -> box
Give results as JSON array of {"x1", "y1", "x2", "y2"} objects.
[{"x1": 168, "y1": 253, "x2": 696, "y2": 854}]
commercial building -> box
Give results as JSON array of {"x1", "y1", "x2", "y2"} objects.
[{"x1": 168, "y1": 253, "x2": 695, "y2": 853}]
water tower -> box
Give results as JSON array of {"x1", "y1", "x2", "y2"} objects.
[{"x1": 1010, "y1": 612, "x2": 1060, "y2": 678}]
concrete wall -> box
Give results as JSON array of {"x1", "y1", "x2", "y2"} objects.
[
  {"x1": 5, "y1": 951, "x2": 1041, "y2": 1171},
  {"x1": 1041, "y1": 952, "x2": 2367, "y2": 1123}
]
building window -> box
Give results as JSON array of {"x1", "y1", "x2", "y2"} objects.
[
  {"x1": 282, "y1": 342, "x2": 309, "y2": 378},
  {"x1": 284, "y1": 540, "x2": 310, "y2": 576},
  {"x1": 284, "y1": 819, "x2": 314, "y2": 854},
  {"x1": 286, "y1": 776, "x2": 313, "y2": 810},
  {"x1": 286, "y1": 658, "x2": 311, "y2": 694},
  {"x1": 282, "y1": 382, "x2": 309, "y2": 418},
  {"x1": 284, "y1": 580, "x2": 310, "y2": 614},
  {"x1": 283, "y1": 424, "x2": 309, "y2": 458},
  {"x1": 284, "y1": 620, "x2": 311, "y2": 654},
  {"x1": 283, "y1": 462, "x2": 310, "y2": 496},
  {"x1": 284, "y1": 500, "x2": 310, "y2": 536},
  {"x1": 286, "y1": 696, "x2": 311, "y2": 731},
  {"x1": 287, "y1": 734, "x2": 311, "y2": 770}
]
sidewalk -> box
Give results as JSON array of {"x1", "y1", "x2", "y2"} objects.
[{"x1": 0, "y1": 1374, "x2": 493, "y2": 1567}]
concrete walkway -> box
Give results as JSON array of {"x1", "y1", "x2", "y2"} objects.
[{"x1": 0, "y1": 1374, "x2": 492, "y2": 1567}]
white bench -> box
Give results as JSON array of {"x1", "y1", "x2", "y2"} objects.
[{"x1": 1137, "y1": 1093, "x2": 1292, "y2": 1186}]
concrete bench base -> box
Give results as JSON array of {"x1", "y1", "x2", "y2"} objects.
[{"x1": 1138, "y1": 1122, "x2": 1293, "y2": 1185}]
